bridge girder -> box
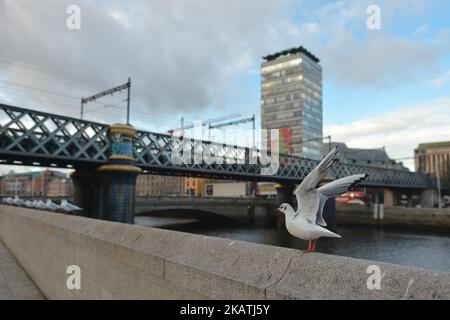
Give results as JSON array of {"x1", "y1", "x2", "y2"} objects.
[{"x1": 0, "y1": 103, "x2": 435, "y2": 190}]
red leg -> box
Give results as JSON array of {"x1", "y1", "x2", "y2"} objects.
[
  {"x1": 305, "y1": 239, "x2": 317, "y2": 253},
  {"x1": 304, "y1": 240, "x2": 313, "y2": 253},
  {"x1": 312, "y1": 239, "x2": 317, "y2": 252}
]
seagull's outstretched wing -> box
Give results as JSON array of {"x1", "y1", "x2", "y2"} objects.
[
  {"x1": 317, "y1": 174, "x2": 368, "y2": 198},
  {"x1": 315, "y1": 174, "x2": 369, "y2": 227},
  {"x1": 294, "y1": 146, "x2": 339, "y2": 223}
]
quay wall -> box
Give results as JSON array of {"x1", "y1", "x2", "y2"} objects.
[
  {"x1": 1, "y1": 205, "x2": 450, "y2": 299},
  {"x1": 336, "y1": 204, "x2": 450, "y2": 229}
]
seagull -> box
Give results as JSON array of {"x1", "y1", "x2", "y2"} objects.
[
  {"x1": 276, "y1": 146, "x2": 368, "y2": 253},
  {"x1": 13, "y1": 196, "x2": 26, "y2": 206},
  {"x1": 35, "y1": 200, "x2": 47, "y2": 210},
  {"x1": 5, "y1": 197, "x2": 14, "y2": 205},
  {"x1": 60, "y1": 199, "x2": 82, "y2": 213},
  {"x1": 24, "y1": 200, "x2": 34, "y2": 208},
  {"x1": 46, "y1": 199, "x2": 61, "y2": 211}
]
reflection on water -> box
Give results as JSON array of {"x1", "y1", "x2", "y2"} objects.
[{"x1": 140, "y1": 216, "x2": 450, "y2": 273}]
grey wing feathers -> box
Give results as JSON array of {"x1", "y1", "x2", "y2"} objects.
[
  {"x1": 294, "y1": 146, "x2": 339, "y2": 223},
  {"x1": 295, "y1": 146, "x2": 339, "y2": 193},
  {"x1": 316, "y1": 193, "x2": 328, "y2": 226},
  {"x1": 317, "y1": 174, "x2": 368, "y2": 198}
]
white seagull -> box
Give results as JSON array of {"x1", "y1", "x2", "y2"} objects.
[
  {"x1": 24, "y1": 200, "x2": 34, "y2": 208},
  {"x1": 60, "y1": 199, "x2": 82, "y2": 213},
  {"x1": 35, "y1": 200, "x2": 48, "y2": 210},
  {"x1": 13, "y1": 196, "x2": 26, "y2": 206},
  {"x1": 6, "y1": 197, "x2": 15, "y2": 205},
  {"x1": 46, "y1": 199, "x2": 61, "y2": 211},
  {"x1": 276, "y1": 146, "x2": 368, "y2": 253}
]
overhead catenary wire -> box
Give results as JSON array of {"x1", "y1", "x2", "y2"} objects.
[
  {"x1": 0, "y1": 84, "x2": 185, "y2": 128},
  {"x1": 0, "y1": 55, "x2": 200, "y2": 115},
  {"x1": 0, "y1": 55, "x2": 246, "y2": 137},
  {"x1": 0, "y1": 79, "x2": 191, "y2": 126}
]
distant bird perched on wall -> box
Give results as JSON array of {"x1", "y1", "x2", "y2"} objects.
[
  {"x1": 60, "y1": 199, "x2": 82, "y2": 213},
  {"x1": 24, "y1": 200, "x2": 34, "y2": 208},
  {"x1": 13, "y1": 196, "x2": 25, "y2": 206},
  {"x1": 34, "y1": 200, "x2": 47, "y2": 210},
  {"x1": 46, "y1": 199, "x2": 61, "y2": 211},
  {"x1": 276, "y1": 146, "x2": 368, "y2": 253}
]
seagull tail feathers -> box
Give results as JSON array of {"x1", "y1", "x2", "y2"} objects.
[{"x1": 323, "y1": 229, "x2": 341, "y2": 238}]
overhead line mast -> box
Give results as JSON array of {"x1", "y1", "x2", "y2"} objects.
[{"x1": 81, "y1": 78, "x2": 131, "y2": 124}]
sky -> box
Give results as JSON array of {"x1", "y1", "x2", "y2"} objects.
[{"x1": 0, "y1": 0, "x2": 449, "y2": 173}]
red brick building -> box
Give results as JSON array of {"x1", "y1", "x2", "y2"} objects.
[{"x1": 0, "y1": 170, "x2": 72, "y2": 197}]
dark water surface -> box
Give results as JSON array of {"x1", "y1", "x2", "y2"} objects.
[{"x1": 137, "y1": 215, "x2": 450, "y2": 273}]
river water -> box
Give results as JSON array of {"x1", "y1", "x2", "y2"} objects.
[{"x1": 136, "y1": 215, "x2": 450, "y2": 273}]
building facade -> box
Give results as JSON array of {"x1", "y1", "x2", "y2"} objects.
[
  {"x1": 204, "y1": 181, "x2": 252, "y2": 198},
  {"x1": 183, "y1": 177, "x2": 211, "y2": 197},
  {"x1": 47, "y1": 178, "x2": 73, "y2": 197},
  {"x1": 135, "y1": 174, "x2": 183, "y2": 197},
  {"x1": 327, "y1": 142, "x2": 408, "y2": 170},
  {"x1": 415, "y1": 141, "x2": 450, "y2": 184},
  {"x1": 0, "y1": 170, "x2": 70, "y2": 197},
  {"x1": 261, "y1": 46, "x2": 323, "y2": 160},
  {"x1": 256, "y1": 182, "x2": 277, "y2": 198}
]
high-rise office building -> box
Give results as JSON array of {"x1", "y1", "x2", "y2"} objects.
[{"x1": 261, "y1": 46, "x2": 323, "y2": 159}]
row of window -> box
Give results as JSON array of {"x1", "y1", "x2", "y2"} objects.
[
  {"x1": 261, "y1": 74, "x2": 303, "y2": 89},
  {"x1": 262, "y1": 110, "x2": 303, "y2": 122},
  {"x1": 262, "y1": 100, "x2": 322, "y2": 117},
  {"x1": 262, "y1": 65, "x2": 314, "y2": 82},
  {"x1": 262, "y1": 91, "x2": 321, "y2": 108},
  {"x1": 261, "y1": 58, "x2": 302, "y2": 74}
]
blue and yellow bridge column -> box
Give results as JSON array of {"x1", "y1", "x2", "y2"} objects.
[{"x1": 97, "y1": 124, "x2": 142, "y2": 224}]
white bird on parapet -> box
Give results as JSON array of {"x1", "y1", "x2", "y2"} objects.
[
  {"x1": 35, "y1": 200, "x2": 47, "y2": 210},
  {"x1": 24, "y1": 200, "x2": 34, "y2": 208},
  {"x1": 276, "y1": 146, "x2": 368, "y2": 253},
  {"x1": 60, "y1": 199, "x2": 82, "y2": 212},
  {"x1": 14, "y1": 196, "x2": 25, "y2": 206},
  {"x1": 6, "y1": 197, "x2": 14, "y2": 205},
  {"x1": 46, "y1": 199, "x2": 61, "y2": 211}
]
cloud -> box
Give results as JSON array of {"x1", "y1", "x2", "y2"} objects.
[
  {"x1": 0, "y1": 0, "x2": 291, "y2": 121},
  {"x1": 0, "y1": 0, "x2": 447, "y2": 120},
  {"x1": 280, "y1": 0, "x2": 445, "y2": 88},
  {"x1": 325, "y1": 97, "x2": 450, "y2": 170},
  {"x1": 413, "y1": 24, "x2": 429, "y2": 37},
  {"x1": 0, "y1": 0, "x2": 449, "y2": 175},
  {"x1": 431, "y1": 70, "x2": 450, "y2": 87},
  {"x1": 319, "y1": 31, "x2": 441, "y2": 87}
]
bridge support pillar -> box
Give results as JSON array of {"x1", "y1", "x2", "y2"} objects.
[
  {"x1": 383, "y1": 189, "x2": 395, "y2": 207},
  {"x1": 71, "y1": 169, "x2": 100, "y2": 218},
  {"x1": 275, "y1": 184, "x2": 295, "y2": 228},
  {"x1": 420, "y1": 189, "x2": 437, "y2": 208},
  {"x1": 98, "y1": 124, "x2": 142, "y2": 224}
]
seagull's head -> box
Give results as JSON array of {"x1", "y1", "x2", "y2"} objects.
[{"x1": 276, "y1": 203, "x2": 295, "y2": 217}]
